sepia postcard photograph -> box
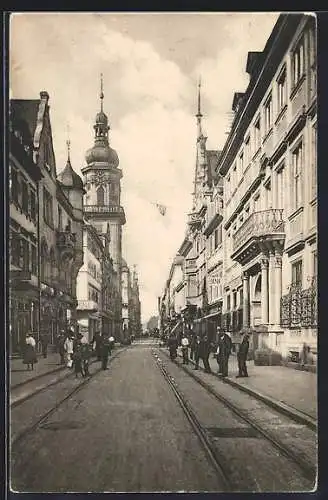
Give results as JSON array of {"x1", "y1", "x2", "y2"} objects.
[{"x1": 7, "y1": 11, "x2": 317, "y2": 493}]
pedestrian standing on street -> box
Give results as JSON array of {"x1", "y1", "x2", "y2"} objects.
[
  {"x1": 237, "y1": 332, "x2": 250, "y2": 378},
  {"x1": 64, "y1": 333, "x2": 74, "y2": 368},
  {"x1": 202, "y1": 335, "x2": 212, "y2": 373},
  {"x1": 72, "y1": 342, "x2": 84, "y2": 378},
  {"x1": 40, "y1": 333, "x2": 48, "y2": 358},
  {"x1": 193, "y1": 335, "x2": 201, "y2": 370},
  {"x1": 194, "y1": 335, "x2": 212, "y2": 373},
  {"x1": 91, "y1": 331, "x2": 102, "y2": 361},
  {"x1": 181, "y1": 334, "x2": 190, "y2": 364},
  {"x1": 217, "y1": 331, "x2": 232, "y2": 377},
  {"x1": 190, "y1": 334, "x2": 196, "y2": 361},
  {"x1": 168, "y1": 334, "x2": 178, "y2": 361},
  {"x1": 81, "y1": 343, "x2": 92, "y2": 377},
  {"x1": 58, "y1": 332, "x2": 66, "y2": 365},
  {"x1": 109, "y1": 335, "x2": 115, "y2": 354},
  {"x1": 22, "y1": 332, "x2": 38, "y2": 370},
  {"x1": 100, "y1": 334, "x2": 111, "y2": 370}
]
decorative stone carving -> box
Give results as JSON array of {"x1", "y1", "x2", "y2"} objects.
[
  {"x1": 89, "y1": 172, "x2": 111, "y2": 186},
  {"x1": 274, "y1": 254, "x2": 283, "y2": 268}
]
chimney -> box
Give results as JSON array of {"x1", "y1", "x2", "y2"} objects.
[
  {"x1": 40, "y1": 91, "x2": 49, "y2": 102},
  {"x1": 246, "y1": 51, "x2": 262, "y2": 77}
]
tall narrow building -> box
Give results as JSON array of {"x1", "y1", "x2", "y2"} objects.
[{"x1": 82, "y1": 76, "x2": 126, "y2": 340}]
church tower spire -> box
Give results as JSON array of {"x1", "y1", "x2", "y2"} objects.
[
  {"x1": 66, "y1": 123, "x2": 71, "y2": 164},
  {"x1": 100, "y1": 72, "x2": 104, "y2": 112},
  {"x1": 196, "y1": 77, "x2": 203, "y2": 140},
  {"x1": 191, "y1": 78, "x2": 208, "y2": 212},
  {"x1": 93, "y1": 73, "x2": 110, "y2": 144}
]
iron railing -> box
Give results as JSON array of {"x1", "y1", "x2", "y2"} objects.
[
  {"x1": 84, "y1": 205, "x2": 124, "y2": 215},
  {"x1": 280, "y1": 277, "x2": 317, "y2": 328}
]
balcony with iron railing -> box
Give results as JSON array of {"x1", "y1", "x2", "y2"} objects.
[{"x1": 232, "y1": 209, "x2": 285, "y2": 264}]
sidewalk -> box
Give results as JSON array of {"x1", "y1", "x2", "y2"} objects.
[
  {"x1": 10, "y1": 352, "x2": 65, "y2": 389},
  {"x1": 205, "y1": 353, "x2": 317, "y2": 421}
]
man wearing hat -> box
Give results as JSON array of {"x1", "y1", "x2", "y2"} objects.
[
  {"x1": 237, "y1": 331, "x2": 250, "y2": 378},
  {"x1": 216, "y1": 328, "x2": 232, "y2": 377}
]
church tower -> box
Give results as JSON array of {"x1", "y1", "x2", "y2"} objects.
[
  {"x1": 192, "y1": 78, "x2": 211, "y2": 213},
  {"x1": 82, "y1": 75, "x2": 126, "y2": 275}
]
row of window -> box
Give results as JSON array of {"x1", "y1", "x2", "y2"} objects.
[
  {"x1": 225, "y1": 124, "x2": 316, "y2": 248},
  {"x1": 10, "y1": 166, "x2": 37, "y2": 223},
  {"x1": 85, "y1": 186, "x2": 119, "y2": 207},
  {"x1": 226, "y1": 288, "x2": 243, "y2": 312},
  {"x1": 226, "y1": 24, "x2": 316, "y2": 198}
]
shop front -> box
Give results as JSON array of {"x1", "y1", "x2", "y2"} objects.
[{"x1": 9, "y1": 288, "x2": 39, "y2": 356}]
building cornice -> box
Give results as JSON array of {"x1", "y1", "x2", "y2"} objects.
[{"x1": 217, "y1": 14, "x2": 302, "y2": 177}]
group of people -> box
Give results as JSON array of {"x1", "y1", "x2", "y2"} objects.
[
  {"x1": 166, "y1": 328, "x2": 250, "y2": 378},
  {"x1": 21, "y1": 329, "x2": 116, "y2": 377}
]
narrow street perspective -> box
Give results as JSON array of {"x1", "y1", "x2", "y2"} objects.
[{"x1": 8, "y1": 11, "x2": 317, "y2": 494}]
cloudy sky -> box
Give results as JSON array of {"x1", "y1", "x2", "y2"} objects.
[{"x1": 10, "y1": 12, "x2": 279, "y2": 324}]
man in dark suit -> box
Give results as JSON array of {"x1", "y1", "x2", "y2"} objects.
[
  {"x1": 218, "y1": 331, "x2": 232, "y2": 377},
  {"x1": 237, "y1": 332, "x2": 250, "y2": 378},
  {"x1": 195, "y1": 335, "x2": 212, "y2": 373}
]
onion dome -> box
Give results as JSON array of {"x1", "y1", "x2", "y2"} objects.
[
  {"x1": 84, "y1": 73, "x2": 119, "y2": 168},
  {"x1": 57, "y1": 139, "x2": 84, "y2": 190},
  {"x1": 85, "y1": 143, "x2": 119, "y2": 167}
]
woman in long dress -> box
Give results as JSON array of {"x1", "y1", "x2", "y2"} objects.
[{"x1": 23, "y1": 332, "x2": 38, "y2": 370}]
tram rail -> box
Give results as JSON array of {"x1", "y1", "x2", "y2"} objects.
[
  {"x1": 11, "y1": 348, "x2": 125, "y2": 448},
  {"x1": 154, "y1": 348, "x2": 316, "y2": 488}
]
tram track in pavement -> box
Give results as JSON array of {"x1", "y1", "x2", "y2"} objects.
[
  {"x1": 152, "y1": 348, "x2": 316, "y2": 490},
  {"x1": 151, "y1": 350, "x2": 232, "y2": 491},
  {"x1": 11, "y1": 348, "x2": 127, "y2": 449}
]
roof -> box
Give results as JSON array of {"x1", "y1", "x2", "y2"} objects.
[
  {"x1": 57, "y1": 158, "x2": 84, "y2": 190},
  {"x1": 10, "y1": 100, "x2": 39, "y2": 146},
  {"x1": 232, "y1": 92, "x2": 245, "y2": 112},
  {"x1": 218, "y1": 14, "x2": 304, "y2": 176},
  {"x1": 246, "y1": 52, "x2": 262, "y2": 76}
]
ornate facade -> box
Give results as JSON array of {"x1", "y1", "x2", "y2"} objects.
[
  {"x1": 10, "y1": 91, "x2": 84, "y2": 351},
  {"x1": 82, "y1": 79, "x2": 126, "y2": 341},
  {"x1": 9, "y1": 103, "x2": 42, "y2": 354},
  {"x1": 76, "y1": 221, "x2": 120, "y2": 341},
  {"x1": 161, "y1": 14, "x2": 317, "y2": 364},
  {"x1": 218, "y1": 14, "x2": 317, "y2": 360}
]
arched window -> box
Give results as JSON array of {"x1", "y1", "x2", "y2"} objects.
[{"x1": 97, "y1": 186, "x2": 105, "y2": 206}]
